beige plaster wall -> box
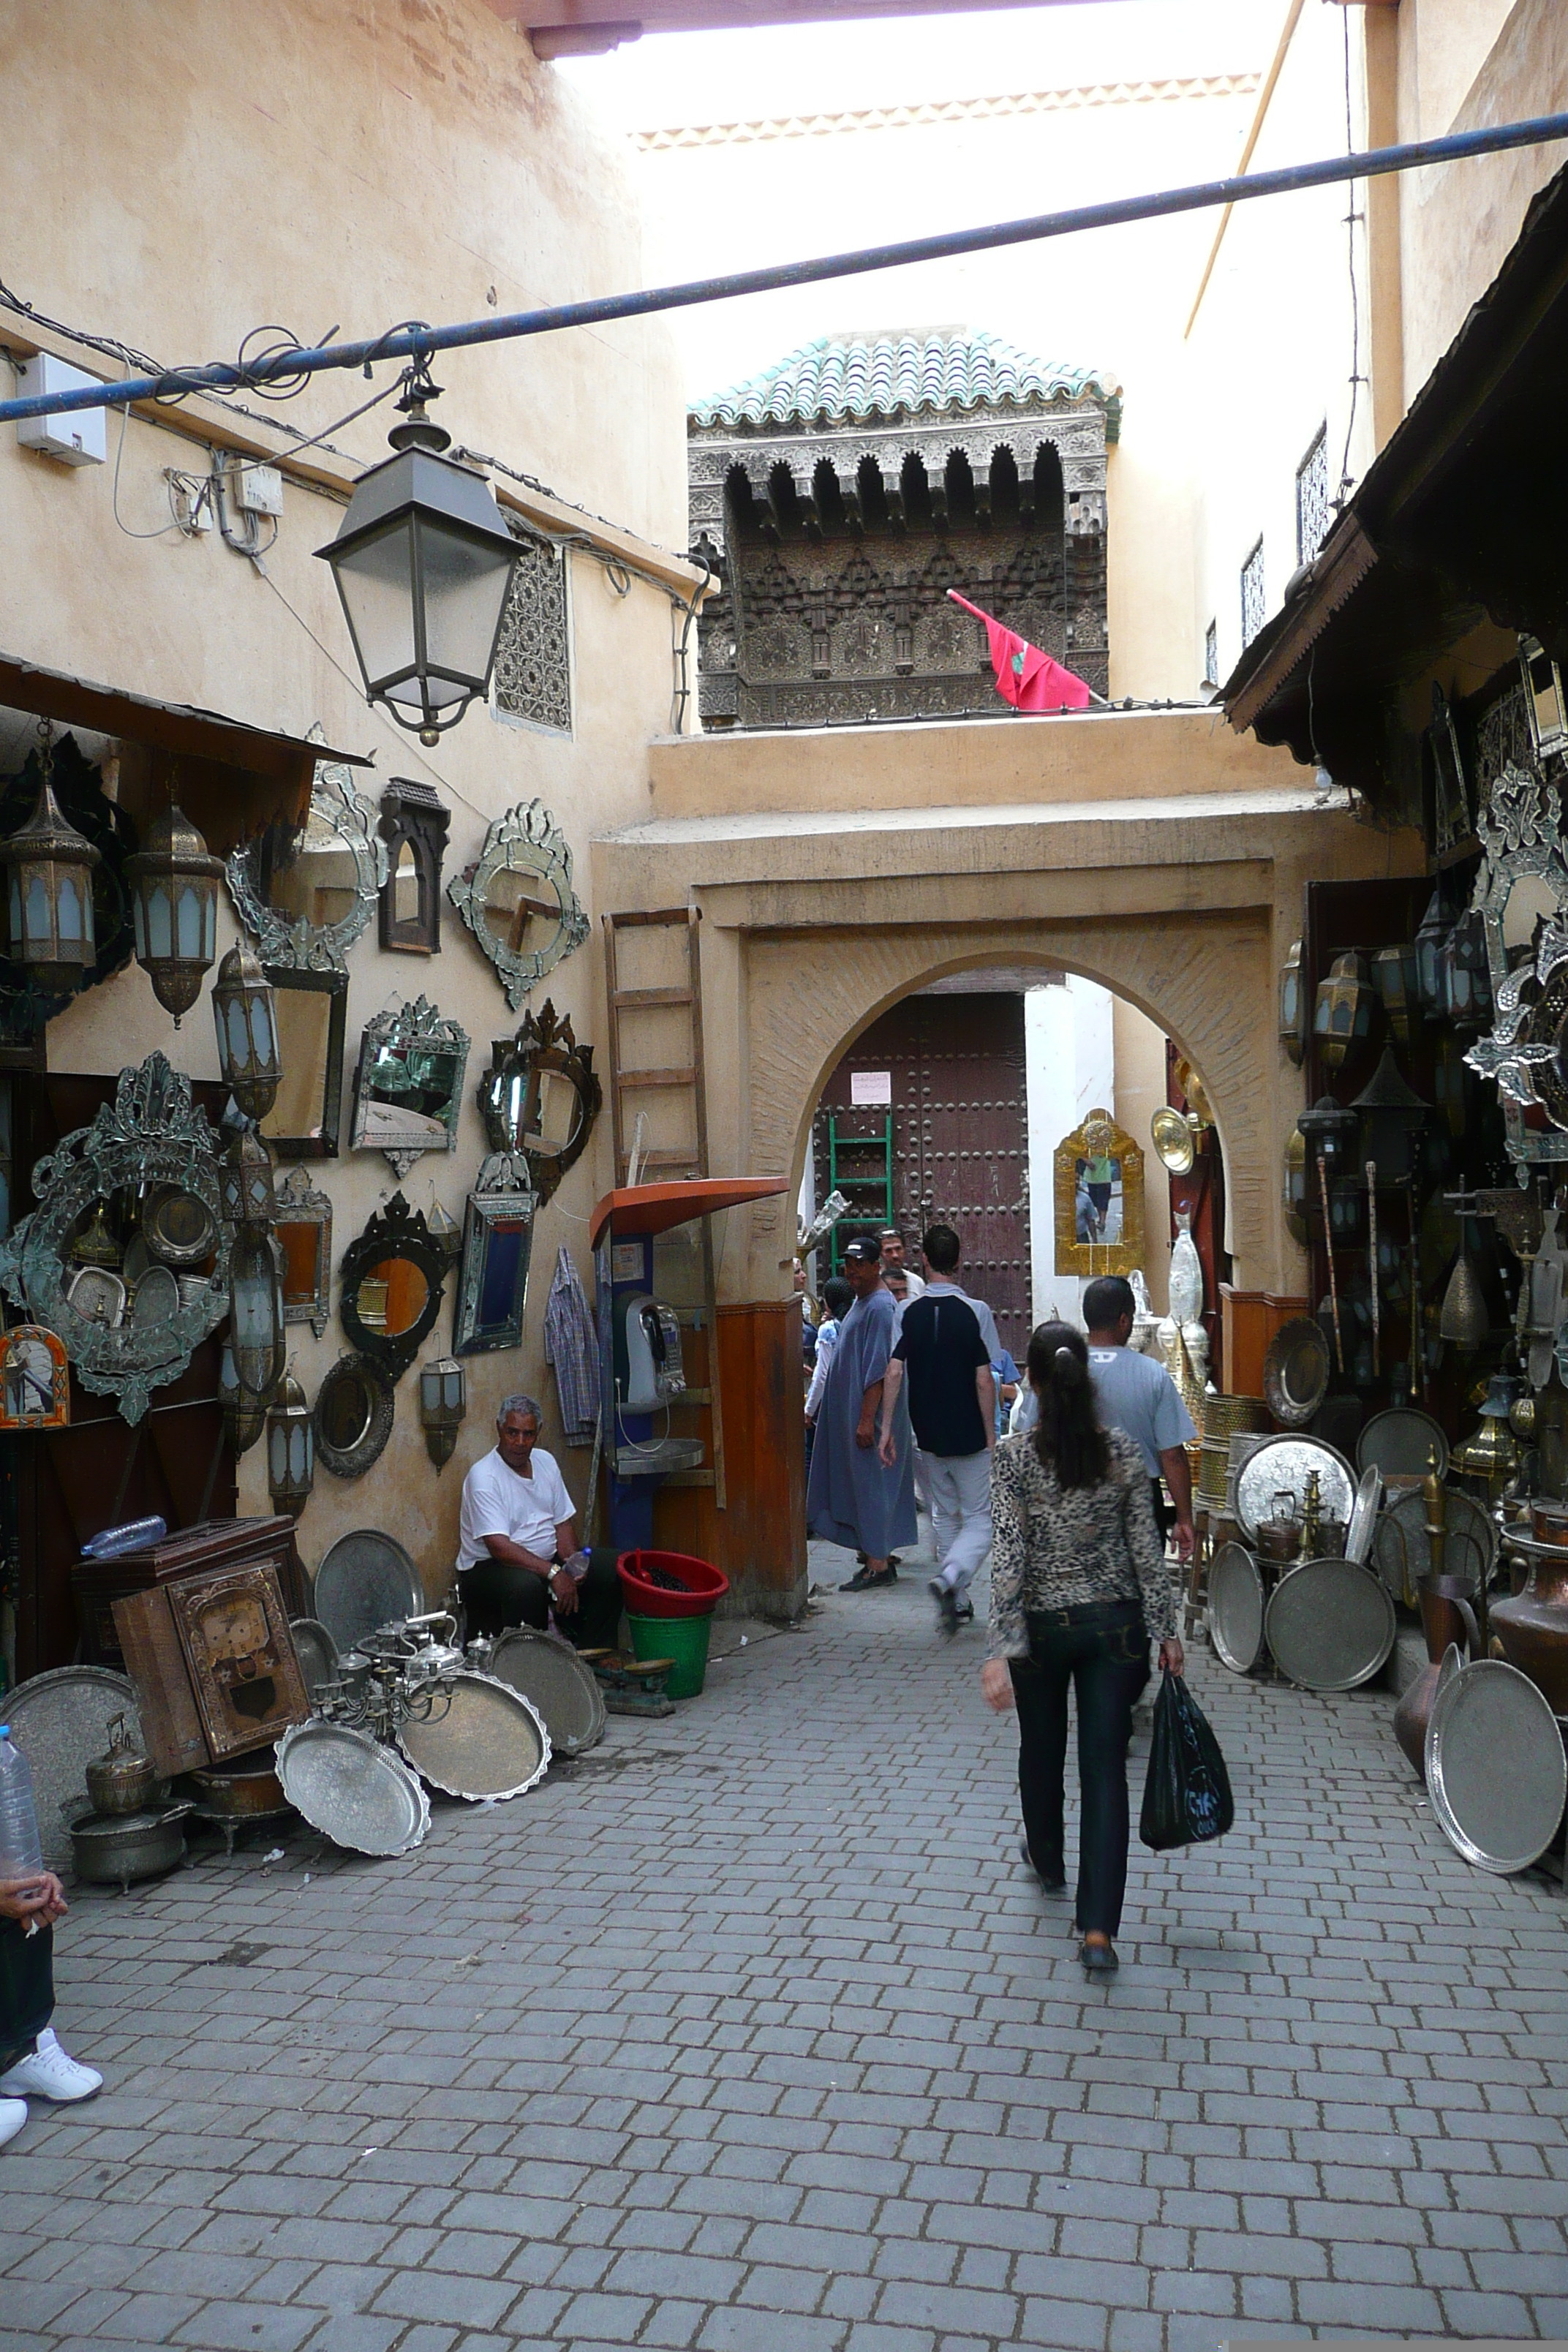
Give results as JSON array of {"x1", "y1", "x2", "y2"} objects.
[{"x1": 0, "y1": 0, "x2": 692, "y2": 1598}]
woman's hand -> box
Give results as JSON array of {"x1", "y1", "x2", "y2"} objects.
[
  {"x1": 1159, "y1": 1637, "x2": 1185, "y2": 1677},
  {"x1": 980, "y1": 1659, "x2": 1015, "y2": 1714},
  {"x1": 0, "y1": 1871, "x2": 67, "y2": 1925}
]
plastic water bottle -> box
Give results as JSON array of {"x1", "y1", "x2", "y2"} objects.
[{"x1": 0, "y1": 1727, "x2": 45, "y2": 1877}]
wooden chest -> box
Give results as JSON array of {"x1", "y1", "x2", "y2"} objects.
[
  {"x1": 71, "y1": 1516, "x2": 304, "y2": 1666},
  {"x1": 112, "y1": 1559, "x2": 309, "y2": 1774}
]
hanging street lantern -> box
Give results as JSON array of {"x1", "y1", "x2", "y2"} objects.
[
  {"x1": 419, "y1": 1354, "x2": 467, "y2": 1471},
  {"x1": 124, "y1": 796, "x2": 221, "y2": 1022},
  {"x1": 0, "y1": 720, "x2": 100, "y2": 998},
  {"x1": 314, "y1": 363, "x2": 520, "y2": 747},
  {"x1": 266, "y1": 1368, "x2": 314, "y2": 1518},
  {"x1": 1278, "y1": 939, "x2": 1306, "y2": 1066},
  {"x1": 212, "y1": 941, "x2": 281, "y2": 1123},
  {"x1": 1313, "y1": 950, "x2": 1373, "y2": 1069},
  {"x1": 219, "y1": 1339, "x2": 266, "y2": 1455}
]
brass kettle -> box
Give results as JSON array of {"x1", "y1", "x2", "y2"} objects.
[{"x1": 85, "y1": 1713, "x2": 162, "y2": 1817}]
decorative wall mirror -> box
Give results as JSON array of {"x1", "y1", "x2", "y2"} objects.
[
  {"x1": 379, "y1": 780, "x2": 449, "y2": 955},
  {"x1": 453, "y1": 1152, "x2": 536, "y2": 1356},
  {"x1": 1464, "y1": 760, "x2": 1568, "y2": 1169},
  {"x1": 1052, "y1": 1107, "x2": 1145, "y2": 1278},
  {"x1": 275, "y1": 1165, "x2": 332, "y2": 1337},
  {"x1": 0, "y1": 1053, "x2": 230, "y2": 1423},
  {"x1": 312, "y1": 1352, "x2": 395, "y2": 1478},
  {"x1": 225, "y1": 755, "x2": 388, "y2": 973},
  {"x1": 445, "y1": 799, "x2": 589, "y2": 1010},
  {"x1": 258, "y1": 966, "x2": 347, "y2": 1159},
  {"x1": 350, "y1": 997, "x2": 470, "y2": 1180},
  {"x1": 476, "y1": 998, "x2": 600, "y2": 1205},
  {"x1": 339, "y1": 1191, "x2": 447, "y2": 1376}
]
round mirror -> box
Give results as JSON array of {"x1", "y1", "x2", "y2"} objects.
[
  {"x1": 312, "y1": 1352, "x2": 396, "y2": 1478},
  {"x1": 363, "y1": 1254, "x2": 430, "y2": 1338},
  {"x1": 321, "y1": 1365, "x2": 373, "y2": 1452}
]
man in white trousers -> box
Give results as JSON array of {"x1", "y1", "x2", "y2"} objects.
[{"x1": 878, "y1": 1223, "x2": 996, "y2": 1636}]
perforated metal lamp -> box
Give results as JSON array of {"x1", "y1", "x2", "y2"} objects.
[
  {"x1": 212, "y1": 941, "x2": 281, "y2": 1123},
  {"x1": 124, "y1": 800, "x2": 221, "y2": 1022},
  {"x1": 419, "y1": 1354, "x2": 467, "y2": 1471},
  {"x1": 314, "y1": 372, "x2": 519, "y2": 747},
  {"x1": 0, "y1": 723, "x2": 100, "y2": 998},
  {"x1": 266, "y1": 1369, "x2": 314, "y2": 1518}
]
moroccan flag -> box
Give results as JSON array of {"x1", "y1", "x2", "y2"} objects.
[{"x1": 947, "y1": 589, "x2": 1093, "y2": 712}]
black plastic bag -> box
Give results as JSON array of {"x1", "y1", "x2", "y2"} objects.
[{"x1": 1139, "y1": 1670, "x2": 1234, "y2": 1851}]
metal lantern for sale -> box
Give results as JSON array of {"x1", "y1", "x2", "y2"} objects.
[
  {"x1": 1439, "y1": 908, "x2": 1492, "y2": 1032},
  {"x1": 1414, "y1": 886, "x2": 1452, "y2": 1015},
  {"x1": 229, "y1": 1226, "x2": 286, "y2": 1403},
  {"x1": 1369, "y1": 941, "x2": 1420, "y2": 1045},
  {"x1": 219, "y1": 1338, "x2": 266, "y2": 1455},
  {"x1": 0, "y1": 723, "x2": 100, "y2": 998},
  {"x1": 266, "y1": 1368, "x2": 314, "y2": 1518},
  {"x1": 219, "y1": 1123, "x2": 278, "y2": 1231},
  {"x1": 314, "y1": 368, "x2": 520, "y2": 747},
  {"x1": 1312, "y1": 950, "x2": 1373, "y2": 1069},
  {"x1": 1283, "y1": 1123, "x2": 1310, "y2": 1247},
  {"x1": 1278, "y1": 938, "x2": 1305, "y2": 1066},
  {"x1": 1520, "y1": 634, "x2": 1568, "y2": 764},
  {"x1": 212, "y1": 941, "x2": 281, "y2": 1123},
  {"x1": 1351, "y1": 1047, "x2": 1431, "y2": 1184},
  {"x1": 124, "y1": 800, "x2": 221, "y2": 1022},
  {"x1": 419, "y1": 1354, "x2": 467, "y2": 1471}
]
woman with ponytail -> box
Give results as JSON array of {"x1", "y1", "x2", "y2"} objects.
[{"x1": 981, "y1": 1321, "x2": 1182, "y2": 1974}]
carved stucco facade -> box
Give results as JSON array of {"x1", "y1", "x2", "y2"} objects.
[{"x1": 689, "y1": 397, "x2": 1110, "y2": 728}]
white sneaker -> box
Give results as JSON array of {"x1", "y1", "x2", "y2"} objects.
[
  {"x1": 0, "y1": 2028, "x2": 102, "y2": 2103},
  {"x1": 0, "y1": 2097, "x2": 26, "y2": 2148}
]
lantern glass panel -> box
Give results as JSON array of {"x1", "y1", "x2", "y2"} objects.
[
  {"x1": 417, "y1": 516, "x2": 512, "y2": 691},
  {"x1": 58, "y1": 876, "x2": 85, "y2": 943},
  {"x1": 146, "y1": 883, "x2": 173, "y2": 960},
  {"x1": 335, "y1": 521, "x2": 419, "y2": 697},
  {"x1": 420, "y1": 1365, "x2": 440, "y2": 1414},
  {"x1": 443, "y1": 1368, "x2": 462, "y2": 1409},
  {"x1": 249, "y1": 996, "x2": 274, "y2": 1061},
  {"x1": 23, "y1": 875, "x2": 48, "y2": 942}
]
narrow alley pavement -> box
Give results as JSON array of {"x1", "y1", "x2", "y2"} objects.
[{"x1": 4, "y1": 1531, "x2": 1568, "y2": 2352}]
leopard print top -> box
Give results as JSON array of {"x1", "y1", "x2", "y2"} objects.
[{"x1": 988, "y1": 1425, "x2": 1177, "y2": 1659}]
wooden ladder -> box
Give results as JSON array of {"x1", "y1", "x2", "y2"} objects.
[{"x1": 602, "y1": 907, "x2": 725, "y2": 1509}]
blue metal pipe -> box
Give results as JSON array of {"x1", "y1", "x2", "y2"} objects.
[{"x1": 4, "y1": 110, "x2": 1567, "y2": 426}]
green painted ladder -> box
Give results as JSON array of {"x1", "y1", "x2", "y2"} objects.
[{"x1": 826, "y1": 1109, "x2": 893, "y2": 1272}]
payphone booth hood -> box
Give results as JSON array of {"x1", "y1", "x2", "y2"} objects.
[{"x1": 589, "y1": 1177, "x2": 791, "y2": 1254}]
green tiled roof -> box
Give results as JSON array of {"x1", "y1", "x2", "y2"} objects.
[{"x1": 690, "y1": 330, "x2": 1120, "y2": 439}]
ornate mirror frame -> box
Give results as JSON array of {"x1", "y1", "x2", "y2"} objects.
[
  {"x1": 476, "y1": 998, "x2": 600, "y2": 1205},
  {"x1": 259, "y1": 965, "x2": 347, "y2": 1160},
  {"x1": 339, "y1": 1191, "x2": 447, "y2": 1377},
  {"x1": 378, "y1": 780, "x2": 450, "y2": 955},
  {"x1": 453, "y1": 1152, "x2": 537, "y2": 1357},
  {"x1": 350, "y1": 996, "x2": 470, "y2": 1180},
  {"x1": 0, "y1": 1053, "x2": 230, "y2": 1424},
  {"x1": 445, "y1": 799, "x2": 589, "y2": 1011},
  {"x1": 1464, "y1": 759, "x2": 1568, "y2": 1169},
  {"x1": 275, "y1": 1164, "x2": 332, "y2": 1338},
  {"x1": 312, "y1": 1352, "x2": 396, "y2": 1478},
  {"x1": 225, "y1": 755, "x2": 388, "y2": 974},
  {"x1": 1052, "y1": 1107, "x2": 1146, "y2": 1279}
]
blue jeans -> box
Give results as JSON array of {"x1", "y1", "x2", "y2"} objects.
[{"x1": 1011, "y1": 1597, "x2": 1150, "y2": 1939}]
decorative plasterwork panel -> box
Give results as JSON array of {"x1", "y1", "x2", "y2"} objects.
[{"x1": 493, "y1": 533, "x2": 572, "y2": 736}]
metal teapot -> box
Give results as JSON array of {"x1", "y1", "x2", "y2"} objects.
[{"x1": 85, "y1": 1713, "x2": 162, "y2": 1817}]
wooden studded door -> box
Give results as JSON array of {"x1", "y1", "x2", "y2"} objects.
[{"x1": 813, "y1": 991, "x2": 1031, "y2": 1362}]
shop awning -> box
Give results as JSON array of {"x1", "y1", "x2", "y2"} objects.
[{"x1": 590, "y1": 1176, "x2": 789, "y2": 1251}]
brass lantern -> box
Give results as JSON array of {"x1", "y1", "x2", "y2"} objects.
[
  {"x1": 212, "y1": 942, "x2": 281, "y2": 1123},
  {"x1": 1278, "y1": 939, "x2": 1305, "y2": 1066},
  {"x1": 1369, "y1": 941, "x2": 1420, "y2": 1046},
  {"x1": 0, "y1": 723, "x2": 101, "y2": 998},
  {"x1": 419, "y1": 1354, "x2": 467, "y2": 1470},
  {"x1": 1313, "y1": 951, "x2": 1373, "y2": 1068},
  {"x1": 266, "y1": 1368, "x2": 314, "y2": 1518},
  {"x1": 219, "y1": 1339, "x2": 266, "y2": 1455},
  {"x1": 220, "y1": 1124, "x2": 278, "y2": 1231},
  {"x1": 124, "y1": 801, "x2": 221, "y2": 1022},
  {"x1": 229, "y1": 1227, "x2": 285, "y2": 1403},
  {"x1": 1283, "y1": 1123, "x2": 1310, "y2": 1247},
  {"x1": 1414, "y1": 886, "x2": 1451, "y2": 1015}
]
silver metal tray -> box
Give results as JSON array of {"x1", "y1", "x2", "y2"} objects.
[
  {"x1": 1262, "y1": 1316, "x2": 1330, "y2": 1429},
  {"x1": 1425, "y1": 1659, "x2": 1567, "y2": 1874},
  {"x1": 482, "y1": 1629, "x2": 606, "y2": 1757},
  {"x1": 1346, "y1": 1465, "x2": 1382, "y2": 1567},
  {"x1": 275, "y1": 1719, "x2": 429, "y2": 1856},
  {"x1": 5, "y1": 1665, "x2": 141, "y2": 1871},
  {"x1": 1373, "y1": 1485, "x2": 1495, "y2": 1601},
  {"x1": 1263, "y1": 1557, "x2": 1396, "y2": 1692},
  {"x1": 395, "y1": 1670, "x2": 550, "y2": 1801},
  {"x1": 1207, "y1": 1541, "x2": 1265, "y2": 1675},
  {"x1": 287, "y1": 1616, "x2": 340, "y2": 1704},
  {"x1": 1357, "y1": 1406, "x2": 1449, "y2": 1480},
  {"x1": 1234, "y1": 1434, "x2": 1356, "y2": 1544},
  {"x1": 311, "y1": 1531, "x2": 423, "y2": 1654}
]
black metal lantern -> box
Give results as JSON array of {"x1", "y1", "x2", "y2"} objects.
[
  {"x1": 266, "y1": 1368, "x2": 314, "y2": 1518},
  {"x1": 219, "y1": 1125, "x2": 278, "y2": 1231},
  {"x1": 1370, "y1": 942, "x2": 1420, "y2": 1045},
  {"x1": 1299, "y1": 1092, "x2": 1357, "y2": 1183},
  {"x1": 219, "y1": 1339, "x2": 266, "y2": 1455},
  {"x1": 314, "y1": 368, "x2": 519, "y2": 747},
  {"x1": 419, "y1": 1354, "x2": 467, "y2": 1471},
  {"x1": 1414, "y1": 886, "x2": 1451, "y2": 1014},
  {"x1": 124, "y1": 799, "x2": 221, "y2": 1022},
  {"x1": 0, "y1": 722, "x2": 100, "y2": 998},
  {"x1": 1278, "y1": 939, "x2": 1305, "y2": 1066},
  {"x1": 1440, "y1": 908, "x2": 1492, "y2": 1032},
  {"x1": 1351, "y1": 1046, "x2": 1431, "y2": 1183},
  {"x1": 1283, "y1": 1123, "x2": 1309, "y2": 1246},
  {"x1": 212, "y1": 941, "x2": 281, "y2": 1123}
]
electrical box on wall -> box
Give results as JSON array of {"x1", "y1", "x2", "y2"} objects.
[
  {"x1": 234, "y1": 462, "x2": 283, "y2": 516},
  {"x1": 14, "y1": 353, "x2": 107, "y2": 467}
]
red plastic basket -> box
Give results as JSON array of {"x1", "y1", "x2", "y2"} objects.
[{"x1": 616, "y1": 1548, "x2": 729, "y2": 1620}]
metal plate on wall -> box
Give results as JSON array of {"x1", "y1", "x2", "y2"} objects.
[
  {"x1": 5, "y1": 1665, "x2": 140, "y2": 1871},
  {"x1": 1373, "y1": 1485, "x2": 1495, "y2": 1599},
  {"x1": 1357, "y1": 1407, "x2": 1449, "y2": 1480},
  {"x1": 275, "y1": 1719, "x2": 429, "y2": 1857},
  {"x1": 483, "y1": 1629, "x2": 606, "y2": 1757},
  {"x1": 1207, "y1": 1542, "x2": 1265, "y2": 1675},
  {"x1": 1235, "y1": 1436, "x2": 1356, "y2": 1544},
  {"x1": 1262, "y1": 1317, "x2": 1331, "y2": 1428},
  {"x1": 395, "y1": 1670, "x2": 550, "y2": 1801},
  {"x1": 1425, "y1": 1659, "x2": 1567, "y2": 1873},
  {"x1": 1263, "y1": 1558, "x2": 1396, "y2": 1692},
  {"x1": 311, "y1": 1531, "x2": 423, "y2": 1654}
]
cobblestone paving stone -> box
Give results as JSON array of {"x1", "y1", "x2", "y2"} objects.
[{"x1": 3, "y1": 1524, "x2": 1567, "y2": 2351}]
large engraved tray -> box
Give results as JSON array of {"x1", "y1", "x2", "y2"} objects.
[
  {"x1": 6, "y1": 1665, "x2": 141, "y2": 1871},
  {"x1": 1425, "y1": 1659, "x2": 1567, "y2": 1874},
  {"x1": 395, "y1": 1670, "x2": 549, "y2": 1801},
  {"x1": 483, "y1": 1629, "x2": 606, "y2": 1758},
  {"x1": 1234, "y1": 1434, "x2": 1356, "y2": 1543},
  {"x1": 275, "y1": 1719, "x2": 429, "y2": 1857},
  {"x1": 1263, "y1": 1558, "x2": 1395, "y2": 1692}
]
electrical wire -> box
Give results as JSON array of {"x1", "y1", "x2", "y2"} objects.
[{"x1": 1337, "y1": 4, "x2": 1365, "y2": 506}]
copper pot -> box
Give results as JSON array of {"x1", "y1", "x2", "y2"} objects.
[
  {"x1": 1529, "y1": 1499, "x2": 1568, "y2": 1548},
  {"x1": 1393, "y1": 1588, "x2": 1480, "y2": 1776},
  {"x1": 1490, "y1": 1542, "x2": 1568, "y2": 1714},
  {"x1": 188, "y1": 1752, "x2": 286, "y2": 1817}
]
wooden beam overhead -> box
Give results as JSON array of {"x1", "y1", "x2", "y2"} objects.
[{"x1": 491, "y1": 0, "x2": 1117, "y2": 59}]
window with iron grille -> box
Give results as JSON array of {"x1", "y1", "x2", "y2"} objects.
[
  {"x1": 492, "y1": 531, "x2": 572, "y2": 735},
  {"x1": 1204, "y1": 619, "x2": 1218, "y2": 687},
  {"x1": 1296, "y1": 425, "x2": 1330, "y2": 565},
  {"x1": 1240, "y1": 538, "x2": 1265, "y2": 651}
]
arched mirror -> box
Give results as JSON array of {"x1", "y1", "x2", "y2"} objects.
[
  {"x1": 476, "y1": 998, "x2": 600, "y2": 1205},
  {"x1": 339, "y1": 1191, "x2": 446, "y2": 1376},
  {"x1": 379, "y1": 780, "x2": 448, "y2": 956},
  {"x1": 446, "y1": 799, "x2": 588, "y2": 1009},
  {"x1": 312, "y1": 1352, "x2": 395, "y2": 1478},
  {"x1": 226, "y1": 757, "x2": 387, "y2": 973}
]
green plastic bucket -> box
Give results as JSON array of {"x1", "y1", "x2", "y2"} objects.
[{"x1": 627, "y1": 1610, "x2": 713, "y2": 1700}]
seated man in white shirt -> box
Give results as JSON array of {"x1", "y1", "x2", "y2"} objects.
[{"x1": 457, "y1": 1392, "x2": 623, "y2": 1647}]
